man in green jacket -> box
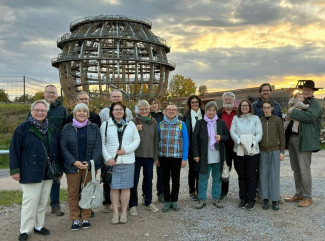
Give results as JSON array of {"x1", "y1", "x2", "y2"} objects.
[{"x1": 285, "y1": 80, "x2": 322, "y2": 207}]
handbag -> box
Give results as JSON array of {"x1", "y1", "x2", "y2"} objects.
[
  {"x1": 221, "y1": 163, "x2": 230, "y2": 182},
  {"x1": 79, "y1": 159, "x2": 103, "y2": 209},
  {"x1": 41, "y1": 141, "x2": 63, "y2": 179}
]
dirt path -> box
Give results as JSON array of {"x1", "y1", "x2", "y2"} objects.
[{"x1": 1, "y1": 152, "x2": 325, "y2": 241}]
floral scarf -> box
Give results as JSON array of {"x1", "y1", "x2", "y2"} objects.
[
  {"x1": 29, "y1": 116, "x2": 48, "y2": 134},
  {"x1": 113, "y1": 118, "x2": 127, "y2": 132}
]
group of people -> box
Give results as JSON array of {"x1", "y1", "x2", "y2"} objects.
[{"x1": 10, "y1": 80, "x2": 322, "y2": 241}]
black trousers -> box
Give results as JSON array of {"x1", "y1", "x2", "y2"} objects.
[
  {"x1": 160, "y1": 157, "x2": 182, "y2": 202},
  {"x1": 234, "y1": 154, "x2": 259, "y2": 201},
  {"x1": 101, "y1": 166, "x2": 111, "y2": 205},
  {"x1": 188, "y1": 157, "x2": 199, "y2": 194},
  {"x1": 221, "y1": 148, "x2": 235, "y2": 195}
]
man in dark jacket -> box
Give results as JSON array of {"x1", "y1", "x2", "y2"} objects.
[
  {"x1": 217, "y1": 92, "x2": 237, "y2": 199},
  {"x1": 27, "y1": 85, "x2": 67, "y2": 216},
  {"x1": 66, "y1": 91, "x2": 101, "y2": 128},
  {"x1": 253, "y1": 83, "x2": 282, "y2": 118},
  {"x1": 285, "y1": 80, "x2": 322, "y2": 207}
]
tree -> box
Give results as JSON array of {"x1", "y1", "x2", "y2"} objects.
[
  {"x1": 33, "y1": 91, "x2": 44, "y2": 101},
  {"x1": 0, "y1": 88, "x2": 9, "y2": 102},
  {"x1": 168, "y1": 74, "x2": 196, "y2": 98},
  {"x1": 198, "y1": 85, "x2": 208, "y2": 95}
]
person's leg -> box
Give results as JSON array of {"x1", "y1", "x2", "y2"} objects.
[
  {"x1": 50, "y1": 178, "x2": 61, "y2": 207},
  {"x1": 258, "y1": 152, "x2": 269, "y2": 199},
  {"x1": 198, "y1": 165, "x2": 211, "y2": 201},
  {"x1": 234, "y1": 155, "x2": 247, "y2": 201},
  {"x1": 120, "y1": 189, "x2": 131, "y2": 214},
  {"x1": 156, "y1": 165, "x2": 164, "y2": 197},
  {"x1": 188, "y1": 157, "x2": 196, "y2": 194},
  {"x1": 66, "y1": 172, "x2": 82, "y2": 220},
  {"x1": 143, "y1": 158, "x2": 154, "y2": 206},
  {"x1": 101, "y1": 167, "x2": 111, "y2": 205},
  {"x1": 269, "y1": 151, "x2": 281, "y2": 201},
  {"x1": 129, "y1": 158, "x2": 142, "y2": 207},
  {"x1": 170, "y1": 158, "x2": 182, "y2": 202},
  {"x1": 211, "y1": 163, "x2": 221, "y2": 200},
  {"x1": 160, "y1": 157, "x2": 171, "y2": 202},
  {"x1": 246, "y1": 154, "x2": 259, "y2": 201},
  {"x1": 110, "y1": 189, "x2": 120, "y2": 215},
  {"x1": 288, "y1": 137, "x2": 303, "y2": 197},
  {"x1": 221, "y1": 148, "x2": 233, "y2": 197},
  {"x1": 20, "y1": 183, "x2": 42, "y2": 234},
  {"x1": 297, "y1": 151, "x2": 312, "y2": 199},
  {"x1": 35, "y1": 180, "x2": 53, "y2": 229}
]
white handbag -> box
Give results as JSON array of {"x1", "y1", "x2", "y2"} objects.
[{"x1": 221, "y1": 163, "x2": 230, "y2": 182}]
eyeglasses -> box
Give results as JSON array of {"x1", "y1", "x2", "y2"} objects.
[
  {"x1": 262, "y1": 107, "x2": 272, "y2": 109},
  {"x1": 45, "y1": 91, "x2": 57, "y2": 95},
  {"x1": 113, "y1": 108, "x2": 124, "y2": 112},
  {"x1": 78, "y1": 98, "x2": 89, "y2": 101},
  {"x1": 111, "y1": 95, "x2": 122, "y2": 98},
  {"x1": 139, "y1": 107, "x2": 150, "y2": 111},
  {"x1": 261, "y1": 89, "x2": 271, "y2": 92},
  {"x1": 166, "y1": 109, "x2": 177, "y2": 112},
  {"x1": 241, "y1": 105, "x2": 250, "y2": 107},
  {"x1": 32, "y1": 109, "x2": 47, "y2": 113},
  {"x1": 191, "y1": 101, "x2": 199, "y2": 104}
]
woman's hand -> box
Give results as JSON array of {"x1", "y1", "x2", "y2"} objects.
[
  {"x1": 108, "y1": 158, "x2": 116, "y2": 166},
  {"x1": 155, "y1": 160, "x2": 160, "y2": 167},
  {"x1": 11, "y1": 173, "x2": 20, "y2": 181},
  {"x1": 280, "y1": 153, "x2": 284, "y2": 162},
  {"x1": 136, "y1": 124, "x2": 143, "y2": 131},
  {"x1": 194, "y1": 157, "x2": 200, "y2": 163},
  {"x1": 116, "y1": 148, "x2": 126, "y2": 156},
  {"x1": 181, "y1": 160, "x2": 187, "y2": 168},
  {"x1": 215, "y1": 135, "x2": 221, "y2": 142},
  {"x1": 73, "y1": 161, "x2": 88, "y2": 169}
]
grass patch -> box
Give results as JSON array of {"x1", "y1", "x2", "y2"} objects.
[
  {"x1": 0, "y1": 189, "x2": 68, "y2": 206},
  {"x1": 0, "y1": 155, "x2": 9, "y2": 169}
]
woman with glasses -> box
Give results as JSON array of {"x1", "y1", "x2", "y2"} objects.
[
  {"x1": 230, "y1": 99, "x2": 262, "y2": 211},
  {"x1": 101, "y1": 101, "x2": 140, "y2": 224},
  {"x1": 129, "y1": 100, "x2": 159, "y2": 216},
  {"x1": 158, "y1": 104, "x2": 189, "y2": 212},
  {"x1": 10, "y1": 100, "x2": 62, "y2": 241},
  {"x1": 183, "y1": 95, "x2": 205, "y2": 201}
]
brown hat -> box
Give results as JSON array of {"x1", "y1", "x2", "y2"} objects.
[{"x1": 298, "y1": 80, "x2": 322, "y2": 91}]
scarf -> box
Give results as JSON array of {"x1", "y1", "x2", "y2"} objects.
[
  {"x1": 204, "y1": 114, "x2": 218, "y2": 150},
  {"x1": 73, "y1": 118, "x2": 88, "y2": 128},
  {"x1": 29, "y1": 116, "x2": 48, "y2": 134},
  {"x1": 191, "y1": 109, "x2": 202, "y2": 132},
  {"x1": 113, "y1": 118, "x2": 127, "y2": 132},
  {"x1": 163, "y1": 115, "x2": 179, "y2": 126},
  {"x1": 137, "y1": 114, "x2": 152, "y2": 124}
]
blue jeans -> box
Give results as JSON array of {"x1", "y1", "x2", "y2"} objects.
[
  {"x1": 50, "y1": 178, "x2": 61, "y2": 207},
  {"x1": 198, "y1": 163, "x2": 221, "y2": 200},
  {"x1": 130, "y1": 157, "x2": 154, "y2": 207}
]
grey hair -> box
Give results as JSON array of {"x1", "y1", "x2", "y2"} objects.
[
  {"x1": 222, "y1": 92, "x2": 236, "y2": 101},
  {"x1": 73, "y1": 103, "x2": 89, "y2": 118},
  {"x1": 110, "y1": 89, "x2": 122, "y2": 95},
  {"x1": 137, "y1": 99, "x2": 150, "y2": 108},
  {"x1": 76, "y1": 91, "x2": 89, "y2": 99},
  {"x1": 31, "y1": 100, "x2": 50, "y2": 112},
  {"x1": 205, "y1": 101, "x2": 218, "y2": 112}
]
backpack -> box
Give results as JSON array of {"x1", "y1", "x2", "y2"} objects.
[{"x1": 79, "y1": 160, "x2": 103, "y2": 209}]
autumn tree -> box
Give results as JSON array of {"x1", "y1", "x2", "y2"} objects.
[
  {"x1": 198, "y1": 85, "x2": 208, "y2": 95},
  {"x1": 168, "y1": 74, "x2": 196, "y2": 98},
  {"x1": 0, "y1": 88, "x2": 9, "y2": 102},
  {"x1": 33, "y1": 90, "x2": 44, "y2": 101}
]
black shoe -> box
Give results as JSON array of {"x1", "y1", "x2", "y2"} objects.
[
  {"x1": 238, "y1": 200, "x2": 247, "y2": 209},
  {"x1": 19, "y1": 233, "x2": 28, "y2": 241},
  {"x1": 51, "y1": 205, "x2": 64, "y2": 216},
  {"x1": 81, "y1": 220, "x2": 90, "y2": 229},
  {"x1": 246, "y1": 201, "x2": 255, "y2": 211},
  {"x1": 262, "y1": 199, "x2": 269, "y2": 210},
  {"x1": 71, "y1": 220, "x2": 80, "y2": 231},
  {"x1": 91, "y1": 210, "x2": 95, "y2": 217},
  {"x1": 272, "y1": 201, "x2": 279, "y2": 211},
  {"x1": 189, "y1": 193, "x2": 199, "y2": 201},
  {"x1": 157, "y1": 193, "x2": 164, "y2": 203},
  {"x1": 34, "y1": 227, "x2": 50, "y2": 235}
]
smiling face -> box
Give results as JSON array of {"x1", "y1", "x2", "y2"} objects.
[
  {"x1": 138, "y1": 105, "x2": 150, "y2": 117},
  {"x1": 240, "y1": 101, "x2": 250, "y2": 114},
  {"x1": 262, "y1": 102, "x2": 273, "y2": 117},
  {"x1": 112, "y1": 104, "x2": 125, "y2": 121},
  {"x1": 44, "y1": 86, "x2": 58, "y2": 104},
  {"x1": 260, "y1": 85, "x2": 272, "y2": 100},
  {"x1": 166, "y1": 105, "x2": 178, "y2": 120},
  {"x1": 302, "y1": 87, "x2": 314, "y2": 99},
  {"x1": 190, "y1": 98, "x2": 199, "y2": 111},
  {"x1": 110, "y1": 90, "x2": 123, "y2": 103},
  {"x1": 75, "y1": 108, "x2": 88, "y2": 123},
  {"x1": 77, "y1": 93, "x2": 89, "y2": 106},
  {"x1": 223, "y1": 95, "x2": 234, "y2": 110},
  {"x1": 31, "y1": 103, "x2": 48, "y2": 123},
  {"x1": 206, "y1": 106, "x2": 217, "y2": 119}
]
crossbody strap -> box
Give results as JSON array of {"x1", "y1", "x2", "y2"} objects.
[
  {"x1": 81, "y1": 159, "x2": 96, "y2": 189},
  {"x1": 114, "y1": 125, "x2": 127, "y2": 160}
]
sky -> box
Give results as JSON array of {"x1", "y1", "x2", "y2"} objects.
[{"x1": 0, "y1": 0, "x2": 325, "y2": 97}]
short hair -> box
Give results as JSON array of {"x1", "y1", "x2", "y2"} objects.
[
  {"x1": 205, "y1": 101, "x2": 218, "y2": 112},
  {"x1": 137, "y1": 99, "x2": 149, "y2": 108},
  {"x1": 165, "y1": 104, "x2": 178, "y2": 112},
  {"x1": 236, "y1": 99, "x2": 254, "y2": 116},
  {"x1": 261, "y1": 99, "x2": 274, "y2": 107},
  {"x1": 222, "y1": 92, "x2": 236, "y2": 101},
  {"x1": 148, "y1": 97, "x2": 160, "y2": 106},
  {"x1": 109, "y1": 101, "x2": 127, "y2": 119},
  {"x1": 258, "y1": 83, "x2": 273, "y2": 93},
  {"x1": 31, "y1": 100, "x2": 50, "y2": 112},
  {"x1": 73, "y1": 103, "x2": 89, "y2": 118},
  {"x1": 186, "y1": 95, "x2": 203, "y2": 110},
  {"x1": 76, "y1": 91, "x2": 89, "y2": 99},
  {"x1": 110, "y1": 89, "x2": 122, "y2": 96},
  {"x1": 44, "y1": 84, "x2": 57, "y2": 91}
]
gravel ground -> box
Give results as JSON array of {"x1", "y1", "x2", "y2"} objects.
[{"x1": 1, "y1": 151, "x2": 325, "y2": 241}]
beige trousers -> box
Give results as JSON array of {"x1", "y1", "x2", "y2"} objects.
[{"x1": 20, "y1": 179, "x2": 53, "y2": 234}]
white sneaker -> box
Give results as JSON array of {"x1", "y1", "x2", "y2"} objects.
[
  {"x1": 129, "y1": 206, "x2": 138, "y2": 216},
  {"x1": 147, "y1": 203, "x2": 159, "y2": 213},
  {"x1": 120, "y1": 213, "x2": 127, "y2": 224},
  {"x1": 111, "y1": 214, "x2": 119, "y2": 224}
]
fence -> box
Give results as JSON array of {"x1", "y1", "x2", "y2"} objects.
[{"x1": 0, "y1": 76, "x2": 61, "y2": 103}]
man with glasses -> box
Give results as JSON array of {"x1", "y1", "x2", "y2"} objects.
[
  {"x1": 27, "y1": 84, "x2": 67, "y2": 216},
  {"x1": 252, "y1": 83, "x2": 282, "y2": 118}
]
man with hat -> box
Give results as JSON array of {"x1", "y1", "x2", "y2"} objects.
[{"x1": 285, "y1": 80, "x2": 322, "y2": 207}]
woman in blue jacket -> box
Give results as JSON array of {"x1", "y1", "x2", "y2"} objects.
[
  {"x1": 61, "y1": 103, "x2": 102, "y2": 231},
  {"x1": 10, "y1": 100, "x2": 62, "y2": 241}
]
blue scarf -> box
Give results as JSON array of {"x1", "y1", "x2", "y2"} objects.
[
  {"x1": 113, "y1": 118, "x2": 127, "y2": 132},
  {"x1": 29, "y1": 116, "x2": 48, "y2": 134}
]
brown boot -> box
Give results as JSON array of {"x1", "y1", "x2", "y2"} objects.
[{"x1": 284, "y1": 195, "x2": 303, "y2": 202}]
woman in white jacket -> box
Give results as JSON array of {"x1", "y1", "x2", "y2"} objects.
[
  {"x1": 101, "y1": 101, "x2": 140, "y2": 224},
  {"x1": 230, "y1": 99, "x2": 262, "y2": 211}
]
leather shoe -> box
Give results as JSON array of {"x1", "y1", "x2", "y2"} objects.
[
  {"x1": 298, "y1": 199, "x2": 313, "y2": 207},
  {"x1": 34, "y1": 227, "x2": 50, "y2": 235},
  {"x1": 284, "y1": 195, "x2": 303, "y2": 202},
  {"x1": 19, "y1": 233, "x2": 28, "y2": 241}
]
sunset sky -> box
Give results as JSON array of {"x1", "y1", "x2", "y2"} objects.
[{"x1": 0, "y1": 0, "x2": 325, "y2": 97}]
